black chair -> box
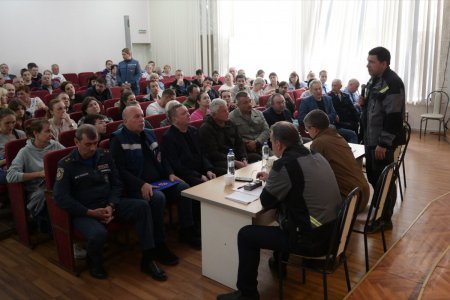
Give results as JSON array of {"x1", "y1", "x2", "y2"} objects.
[
  {"x1": 395, "y1": 121, "x2": 411, "y2": 202},
  {"x1": 278, "y1": 187, "x2": 362, "y2": 300},
  {"x1": 353, "y1": 162, "x2": 397, "y2": 272}
]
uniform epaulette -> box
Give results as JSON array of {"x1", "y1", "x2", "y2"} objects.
[
  {"x1": 102, "y1": 148, "x2": 110, "y2": 153},
  {"x1": 63, "y1": 156, "x2": 74, "y2": 163}
]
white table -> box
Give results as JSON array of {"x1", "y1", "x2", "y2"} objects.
[{"x1": 181, "y1": 161, "x2": 273, "y2": 289}]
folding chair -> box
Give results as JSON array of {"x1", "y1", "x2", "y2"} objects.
[
  {"x1": 420, "y1": 90, "x2": 449, "y2": 141},
  {"x1": 394, "y1": 121, "x2": 411, "y2": 202}
]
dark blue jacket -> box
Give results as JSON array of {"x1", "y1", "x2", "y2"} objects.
[
  {"x1": 298, "y1": 95, "x2": 337, "y2": 126},
  {"x1": 117, "y1": 58, "x2": 142, "y2": 95}
]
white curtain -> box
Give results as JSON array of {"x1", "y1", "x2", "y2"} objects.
[{"x1": 215, "y1": 0, "x2": 442, "y2": 104}]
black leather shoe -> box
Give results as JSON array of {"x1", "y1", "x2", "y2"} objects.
[
  {"x1": 155, "y1": 244, "x2": 179, "y2": 266},
  {"x1": 366, "y1": 220, "x2": 393, "y2": 234},
  {"x1": 141, "y1": 260, "x2": 167, "y2": 281},
  {"x1": 180, "y1": 226, "x2": 202, "y2": 250},
  {"x1": 87, "y1": 258, "x2": 108, "y2": 280}
]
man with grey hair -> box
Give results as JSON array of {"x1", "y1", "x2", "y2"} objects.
[
  {"x1": 328, "y1": 78, "x2": 360, "y2": 135},
  {"x1": 217, "y1": 121, "x2": 341, "y2": 300},
  {"x1": 162, "y1": 102, "x2": 216, "y2": 186},
  {"x1": 343, "y1": 78, "x2": 361, "y2": 111},
  {"x1": 51, "y1": 64, "x2": 66, "y2": 83},
  {"x1": 54, "y1": 124, "x2": 166, "y2": 281},
  {"x1": 229, "y1": 91, "x2": 269, "y2": 158},
  {"x1": 199, "y1": 99, "x2": 252, "y2": 175},
  {"x1": 4, "y1": 83, "x2": 15, "y2": 102}
]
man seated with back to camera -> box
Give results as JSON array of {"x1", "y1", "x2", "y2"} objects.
[
  {"x1": 110, "y1": 106, "x2": 201, "y2": 249},
  {"x1": 263, "y1": 93, "x2": 293, "y2": 128},
  {"x1": 304, "y1": 109, "x2": 370, "y2": 213},
  {"x1": 53, "y1": 124, "x2": 168, "y2": 281},
  {"x1": 217, "y1": 121, "x2": 342, "y2": 300},
  {"x1": 229, "y1": 91, "x2": 270, "y2": 159},
  {"x1": 199, "y1": 99, "x2": 257, "y2": 176}
]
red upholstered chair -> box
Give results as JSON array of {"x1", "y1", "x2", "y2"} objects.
[
  {"x1": 44, "y1": 93, "x2": 57, "y2": 105},
  {"x1": 58, "y1": 129, "x2": 76, "y2": 147},
  {"x1": 153, "y1": 126, "x2": 170, "y2": 144},
  {"x1": 33, "y1": 108, "x2": 47, "y2": 118},
  {"x1": 44, "y1": 146, "x2": 131, "y2": 275},
  {"x1": 105, "y1": 120, "x2": 123, "y2": 138},
  {"x1": 258, "y1": 95, "x2": 271, "y2": 107},
  {"x1": 98, "y1": 138, "x2": 110, "y2": 149},
  {"x1": 139, "y1": 101, "x2": 152, "y2": 112},
  {"x1": 295, "y1": 98, "x2": 302, "y2": 112},
  {"x1": 77, "y1": 72, "x2": 94, "y2": 87},
  {"x1": 69, "y1": 111, "x2": 83, "y2": 123},
  {"x1": 293, "y1": 88, "x2": 306, "y2": 100},
  {"x1": 139, "y1": 79, "x2": 148, "y2": 95},
  {"x1": 212, "y1": 85, "x2": 221, "y2": 91},
  {"x1": 51, "y1": 88, "x2": 62, "y2": 95},
  {"x1": 136, "y1": 95, "x2": 146, "y2": 102},
  {"x1": 24, "y1": 117, "x2": 44, "y2": 129},
  {"x1": 110, "y1": 87, "x2": 122, "y2": 99},
  {"x1": 287, "y1": 91, "x2": 295, "y2": 100},
  {"x1": 145, "y1": 113, "x2": 166, "y2": 129},
  {"x1": 218, "y1": 76, "x2": 225, "y2": 83},
  {"x1": 256, "y1": 106, "x2": 266, "y2": 112},
  {"x1": 62, "y1": 73, "x2": 79, "y2": 85},
  {"x1": 106, "y1": 107, "x2": 120, "y2": 121},
  {"x1": 103, "y1": 98, "x2": 119, "y2": 109},
  {"x1": 188, "y1": 107, "x2": 195, "y2": 114},
  {"x1": 72, "y1": 103, "x2": 82, "y2": 112},
  {"x1": 5, "y1": 138, "x2": 31, "y2": 247},
  {"x1": 30, "y1": 90, "x2": 49, "y2": 99},
  {"x1": 189, "y1": 119, "x2": 203, "y2": 129}
]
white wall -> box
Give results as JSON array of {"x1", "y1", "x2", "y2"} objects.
[{"x1": 2, "y1": 0, "x2": 150, "y2": 75}]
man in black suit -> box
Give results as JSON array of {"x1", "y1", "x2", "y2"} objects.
[
  {"x1": 262, "y1": 93, "x2": 293, "y2": 127},
  {"x1": 161, "y1": 102, "x2": 216, "y2": 186},
  {"x1": 328, "y1": 79, "x2": 360, "y2": 135}
]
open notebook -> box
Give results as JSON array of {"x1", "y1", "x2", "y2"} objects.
[{"x1": 225, "y1": 186, "x2": 263, "y2": 205}]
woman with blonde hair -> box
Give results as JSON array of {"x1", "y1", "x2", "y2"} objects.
[{"x1": 46, "y1": 98, "x2": 77, "y2": 141}]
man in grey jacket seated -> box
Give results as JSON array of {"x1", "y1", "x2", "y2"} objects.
[{"x1": 217, "y1": 122, "x2": 342, "y2": 300}]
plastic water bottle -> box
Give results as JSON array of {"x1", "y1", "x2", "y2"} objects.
[
  {"x1": 227, "y1": 149, "x2": 235, "y2": 175},
  {"x1": 262, "y1": 142, "x2": 270, "y2": 171}
]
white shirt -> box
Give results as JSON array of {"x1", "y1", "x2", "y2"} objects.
[
  {"x1": 52, "y1": 73, "x2": 66, "y2": 83},
  {"x1": 146, "y1": 101, "x2": 165, "y2": 116}
]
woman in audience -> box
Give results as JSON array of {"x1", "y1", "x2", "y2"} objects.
[
  {"x1": 277, "y1": 81, "x2": 296, "y2": 113},
  {"x1": 46, "y1": 98, "x2": 77, "y2": 141},
  {"x1": 0, "y1": 109, "x2": 27, "y2": 184},
  {"x1": 288, "y1": 71, "x2": 304, "y2": 90},
  {"x1": 21, "y1": 69, "x2": 40, "y2": 90},
  {"x1": 190, "y1": 92, "x2": 211, "y2": 122},
  {"x1": 218, "y1": 73, "x2": 234, "y2": 92},
  {"x1": 252, "y1": 70, "x2": 268, "y2": 85},
  {"x1": 148, "y1": 72, "x2": 165, "y2": 92},
  {"x1": 77, "y1": 96, "x2": 110, "y2": 126},
  {"x1": 115, "y1": 91, "x2": 136, "y2": 120},
  {"x1": 8, "y1": 99, "x2": 31, "y2": 131},
  {"x1": 6, "y1": 119, "x2": 65, "y2": 231},
  {"x1": 162, "y1": 64, "x2": 172, "y2": 77},
  {"x1": 106, "y1": 64, "x2": 118, "y2": 88},
  {"x1": 60, "y1": 81, "x2": 84, "y2": 105},
  {"x1": 264, "y1": 72, "x2": 279, "y2": 95},
  {"x1": 144, "y1": 81, "x2": 162, "y2": 101},
  {"x1": 141, "y1": 63, "x2": 154, "y2": 81},
  {"x1": 16, "y1": 86, "x2": 47, "y2": 115},
  {"x1": 249, "y1": 77, "x2": 265, "y2": 106},
  {"x1": 0, "y1": 88, "x2": 9, "y2": 109}
]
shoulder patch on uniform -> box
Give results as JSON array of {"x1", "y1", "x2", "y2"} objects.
[
  {"x1": 64, "y1": 156, "x2": 74, "y2": 163},
  {"x1": 102, "y1": 149, "x2": 110, "y2": 153},
  {"x1": 56, "y1": 168, "x2": 64, "y2": 181}
]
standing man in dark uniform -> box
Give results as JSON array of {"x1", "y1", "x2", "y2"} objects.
[
  {"x1": 54, "y1": 125, "x2": 167, "y2": 281},
  {"x1": 360, "y1": 46, "x2": 405, "y2": 230}
]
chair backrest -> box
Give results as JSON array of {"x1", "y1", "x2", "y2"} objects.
[
  {"x1": 258, "y1": 95, "x2": 271, "y2": 107},
  {"x1": 34, "y1": 108, "x2": 47, "y2": 118},
  {"x1": 58, "y1": 129, "x2": 77, "y2": 147},
  {"x1": 110, "y1": 87, "x2": 122, "y2": 99},
  {"x1": 72, "y1": 103, "x2": 82, "y2": 112},
  {"x1": 153, "y1": 126, "x2": 170, "y2": 144},
  {"x1": 24, "y1": 117, "x2": 44, "y2": 129},
  {"x1": 145, "y1": 113, "x2": 166, "y2": 129},
  {"x1": 139, "y1": 100, "x2": 152, "y2": 112},
  {"x1": 103, "y1": 98, "x2": 119, "y2": 109},
  {"x1": 176, "y1": 96, "x2": 187, "y2": 103},
  {"x1": 105, "y1": 120, "x2": 123, "y2": 137},
  {"x1": 43, "y1": 147, "x2": 75, "y2": 191},
  {"x1": 69, "y1": 111, "x2": 83, "y2": 123},
  {"x1": 189, "y1": 119, "x2": 203, "y2": 129},
  {"x1": 365, "y1": 162, "x2": 397, "y2": 226},
  {"x1": 78, "y1": 72, "x2": 95, "y2": 87},
  {"x1": 106, "y1": 107, "x2": 120, "y2": 121},
  {"x1": 62, "y1": 73, "x2": 79, "y2": 85},
  {"x1": 5, "y1": 138, "x2": 27, "y2": 167},
  {"x1": 334, "y1": 187, "x2": 362, "y2": 257},
  {"x1": 30, "y1": 90, "x2": 49, "y2": 99},
  {"x1": 44, "y1": 93, "x2": 57, "y2": 105},
  {"x1": 99, "y1": 138, "x2": 110, "y2": 149},
  {"x1": 426, "y1": 90, "x2": 449, "y2": 116},
  {"x1": 293, "y1": 88, "x2": 306, "y2": 100},
  {"x1": 394, "y1": 121, "x2": 412, "y2": 165},
  {"x1": 139, "y1": 79, "x2": 148, "y2": 95}
]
